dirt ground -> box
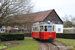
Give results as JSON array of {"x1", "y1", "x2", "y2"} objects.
[{"x1": 25, "y1": 37, "x2": 33, "y2": 39}]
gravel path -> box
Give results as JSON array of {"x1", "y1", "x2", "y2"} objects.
[{"x1": 39, "y1": 42, "x2": 49, "y2": 50}]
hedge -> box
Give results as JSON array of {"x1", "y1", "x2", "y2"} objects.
[
  {"x1": 24, "y1": 33, "x2": 31, "y2": 37},
  {"x1": 56, "y1": 33, "x2": 75, "y2": 39},
  {"x1": 0, "y1": 33, "x2": 24, "y2": 41}
]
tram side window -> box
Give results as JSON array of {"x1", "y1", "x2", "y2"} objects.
[
  {"x1": 33, "y1": 27, "x2": 35, "y2": 31},
  {"x1": 45, "y1": 26, "x2": 47, "y2": 31},
  {"x1": 40, "y1": 26, "x2": 43, "y2": 31},
  {"x1": 33, "y1": 27, "x2": 38, "y2": 31}
]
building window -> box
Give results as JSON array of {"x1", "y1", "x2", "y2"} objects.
[
  {"x1": 14, "y1": 25, "x2": 18, "y2": 30},
  {"x1": 58, "y1": 28, "x2": 61, "y2": 32},
  {"x1": 1, "y1": 29, "x2": 4, "y2": 31}
]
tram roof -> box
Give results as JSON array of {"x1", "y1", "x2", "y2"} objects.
[{"x1": 33, "y1": 23, "x2": 55, "y2": 26}]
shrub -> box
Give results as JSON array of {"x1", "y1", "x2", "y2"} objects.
[
  {"x1": 0, "y1": 33, "x2": 24, "y2": 41},
  {"x1": 56, "y1": 33, "x2": 75, "y2": 39},
  {"x1": 24, "y1": 33, "x2": 31, "y2": 37}
]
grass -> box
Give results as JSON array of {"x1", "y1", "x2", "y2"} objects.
[
  {"x1": 0, "y1": 46, "x2": 7, "y2": 49},
  {"x1": 56, "y1": 38, "x2": 75, "y2": 50},
  {"x1": 5, "y1": 39, "x2": 39, "y2": 50}
]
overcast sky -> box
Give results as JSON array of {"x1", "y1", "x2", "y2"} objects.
[{"x1": 32, "y1": 0, "x2": 75, "y2": 18}]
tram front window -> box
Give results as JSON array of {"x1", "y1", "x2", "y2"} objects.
[
  {"x1": 48, "y1": 26, "x2": 52, "y2": 31},
  {"x1": 45, "y1": 26, "x2": 47, "y2": 31}
]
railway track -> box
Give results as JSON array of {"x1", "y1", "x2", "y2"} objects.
[
  {"x1": 38, "y1": 40, "x2": 66, "y2": 50},
  {"x1": 51, "y1": 42, "x2": 60, "y2": 50},
  {"x1": 46, "y1": 42, "x2": 60, "y2": 50},
  {"x1": 44, "y1": 42, "x2": 60, "y2": 50}
]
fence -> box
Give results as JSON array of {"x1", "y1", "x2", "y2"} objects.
[
  {"x1": 63, "y1": 28, "x2": 75, "y2": 33},
  {"x1": 0, "y1": 29, "x2": 31, "y2": 33},
  {"x1": 56, "y1": 33, "x2": 75, "y2": 39}
]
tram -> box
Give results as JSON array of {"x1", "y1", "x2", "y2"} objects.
[{"x1": 32, "y1": 22, "x2": 56, "y2": 40}]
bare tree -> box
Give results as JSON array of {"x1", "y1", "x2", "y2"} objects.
[
  {"x1": 0, "y1": 0, "x2": 34, "y2": 42},
  {"x1": 62, "y1": 15, "x2": 75, "y2": 28},
  {"x1": 0, "y1": 0, "x2": 33, "y2": 27}
]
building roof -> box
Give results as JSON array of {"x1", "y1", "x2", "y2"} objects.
[
  {"x1": 33, "y1": 9, "x2": 53, "y2": 22},
  {"x1": 11, "y1": 9, "x2": 62, "y2": 24}
]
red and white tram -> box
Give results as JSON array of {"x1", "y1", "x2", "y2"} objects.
[{"x1": 32, "y1": 22, "x2": 56, "y2": 40}]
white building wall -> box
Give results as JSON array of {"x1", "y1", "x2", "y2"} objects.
[{"x1": 55, "y1": 24, "x2": 63, "y2": 33}]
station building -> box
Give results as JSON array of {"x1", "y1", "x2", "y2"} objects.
[{"x1": 0, "y1": 9, "x2": 63, "y2": 33}]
